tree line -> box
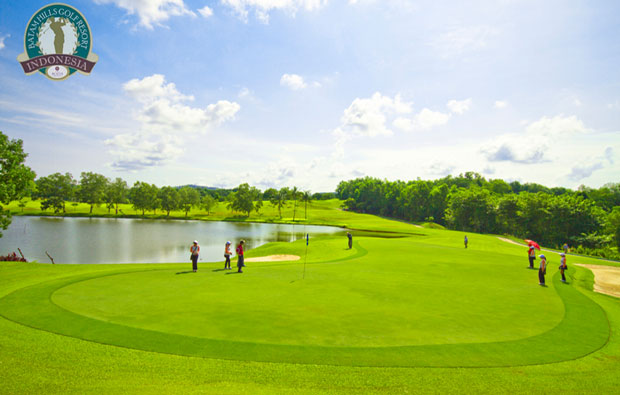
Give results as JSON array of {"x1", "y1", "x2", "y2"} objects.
[
  {"x1": 30, "y1": 172, "x2": 323, "y2": 220},
  {"x1": 336, "y1": 173, "x2": 620, "y2": 255}
]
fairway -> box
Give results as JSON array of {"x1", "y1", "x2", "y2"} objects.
[{"x1": 0, "y1": 231, "x2": 613, "y2": 371}]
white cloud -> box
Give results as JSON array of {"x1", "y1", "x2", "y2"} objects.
[
  {"x1": 447, "y1": 98, "x2": 472, "y2": 114},
  {"x1": 607, "y1": 100, "x2": 620, "y2": 110},
  {"x1": 335, "y1": 92, "x2": 412, "y2": 138},
  {"x1": 280, "y1": 73, "x2": 321, "y2": 90},
  {"x1": 94, "y1": 0, "x2": 195, "y2": 29},
  {"x1": 430, "y1": 25, "x2": 498, "y2": 57},
  {"x1": 198, "y1": 5, "x2": 213, "y2": 18},
  {"x1": 393, "y1": 108, "x2": 451, "y2": 131},
  {"x1": 525, "y1": 115, "x2": 589, "y2": 137},
  {"x1": 482, "y1": 115, "x2": 590, "y2": 164},
  {"x1": 238, "y1": 87, "x2": 253, "y2": 99},
  {"x1": 494, "y1": 100, "x2": 508, "y2": 109},
  {"x1": 0, "y1": 33, "x2": 9, "y2": 50},
  {"x1": 106, "y1": 74, "x2": 240, "y2": 170},
  {"x1": 567, "y1": 162, "x2": 604, "y2": 181},
  {"x1": 221, "y1": 0, "x2": 328, "y2": 23},
  {"x1": 280, "y1": 73, "x2": 307, "y2": 90}
]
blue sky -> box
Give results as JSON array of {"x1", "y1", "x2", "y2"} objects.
[{"x1": 0, "y1": 0, "x2": 618, "y2": 192}]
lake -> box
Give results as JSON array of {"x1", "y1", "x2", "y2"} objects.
[{"x1": 0, "y1": 216, "x2": 344, "y2": 264}]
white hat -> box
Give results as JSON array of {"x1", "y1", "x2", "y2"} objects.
[
  {"x1": 560, "y1": 252, "x2": 565, "y2": 256},
  {"x1": 226, "y1": 241, "x2": 231, "y2": 245},
  {"x1": 193, "y1": 240, "x2": 198, "y2": 244},
  {"x1": 539, "y1": 254, "x2": 546, "y2": 259}
]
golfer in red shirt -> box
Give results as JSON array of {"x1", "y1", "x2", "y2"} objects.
[{"x1": 236, "y1": 240, "x2": 245, "y2": 273}]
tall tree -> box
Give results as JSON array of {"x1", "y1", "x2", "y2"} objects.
[
  {"x1": 106, "y1": 177, "x2": 128, "y2": 215},
  {"x1": 78, "y1": 172, "x2": 109, "y2": 214},
  {"x1": 227, "y1": 183, "x2": 262, "y2": 217},
  {"x1": 35, "y1": 172, "x2": 75, "y2": 213},
  {"x1": 130, "y1": 182, "x2": 158, "y2": 216},
  {"x1": 301, "y1": 190, "x2": 312, "y2": 219},
  {"x1": 270, "y1": 187, "x2": 289, "y2": 219},
  {"x1": 290, "y1": 186, "x2": 301, "y2": 221},
  {"x1": 201, "y1": 194, "x2": 215, "y2": 215},
  {"x1": 158, "y1": 186, "x2": 179, "y2": 216},
  {"x1": 0, "y1": 132, "x2": 36, "y2": 236},
  {"x1": 178, "y1": 186, "x2": 200, "y2": 217}
]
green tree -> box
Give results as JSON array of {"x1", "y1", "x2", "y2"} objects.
[
  {"x1": 290, "y1": 186, "x2": 301, "y2": 221},
  {"x1": 227, "y1": 183, "x2": 262, "y2": 217},
  {"x1": 0, "y1": 132, "x2": 36, "y2": 236},
  {"x1": 263, "y1": 188, "x2": 278, "y2": 201},
  {"x1": 158, "y1": 186, "x2": 179, "y2": 216},
  {"x1": 35, "y1": 172, "x2": 75, "y2": 213},
  {"x1": 178, "y1": 186, "x2": 200, "y2": 217},
  {"x1": 270, "y1": 187, "x2": 289, "y2": 219},
  {"x1": 106, "y1": 177, "x2": 128, "y2": 215},
  {"x1": 201, "y1": 194, "x2": 216, "y2": 215},
  {"x1": 445, "y1": 188, "x2": 497, "y2": 233},
  {"x1": 78, "y1": 172, "x2": 109, "y2": 214},
  {"x1": 301, "y1": 190, "x2": 312, "y2": 219},
  {"x1": 130, "y1": 182, "x2": 158, "y2": 216}
]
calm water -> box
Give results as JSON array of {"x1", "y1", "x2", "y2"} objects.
[{"x1": 0, "y1": 216, "x2": 344, "y2": 264}]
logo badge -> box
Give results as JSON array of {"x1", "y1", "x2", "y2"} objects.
[{"x1": 17, "y1": 3, "x2": 98, "y2": 81}]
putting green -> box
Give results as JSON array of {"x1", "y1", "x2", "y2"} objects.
[{"x1": 0, "y1": 236, "x2": 611, "y2": 367}]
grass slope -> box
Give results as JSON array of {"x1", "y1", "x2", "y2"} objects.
[{"x1": 0, "y1": 211, "x2": 619, "y2": 393}]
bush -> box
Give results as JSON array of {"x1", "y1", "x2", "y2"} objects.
[
  {"x1": 0, "y1": 252, "x2": 27, "y2": 262},
  {"x1": 572, "y1": 245, "x2": 620, "y2": 261}
]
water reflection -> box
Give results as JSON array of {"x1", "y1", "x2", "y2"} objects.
[{"x1": 0, "y1": 217, "x2": 344, "y2": 264}]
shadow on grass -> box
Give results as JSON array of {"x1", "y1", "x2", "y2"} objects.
[
  {"x1": 175, "y1": 271, "x2": 195, "y2": 275},
  {"x1": 225, "y1": 271, "x2": 242, "y2": 275},
  {"x1": 212, "y1": 268, "x2": 227, "y2": 272}
]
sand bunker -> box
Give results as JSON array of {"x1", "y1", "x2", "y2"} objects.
[
  {"x1": 244, "y1": 255, "x2": 300, "y2": 262},
  {"x1": 575, "y1": 264, "x2": 620, "y2": 299}
]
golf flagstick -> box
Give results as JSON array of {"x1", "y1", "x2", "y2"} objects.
[{"x1": 303, "y1": 233, "x2": 309, "y2": 280}]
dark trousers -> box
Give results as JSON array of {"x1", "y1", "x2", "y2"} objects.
[
  {"x1": 348, "y1": 239, "x2": 352, "y2": 249},
  {"x1": 225, "y1": 254, "x2": 231, "y2": 269},
  {"x1": 529, "y1": 256, "x2": 535, "y2": 268},
  {"x1": 191, "y1": 255, "x2": 198, "y2": 271},
  {"x1": 237, "y1": 255, "x2": 244, "y2": 272},
  {"x1": 538, "y1": 269, "x2": 545, "y2": 285},
  {"x1": 561, "y1": 268, "x2": 566, "y2": 281}
]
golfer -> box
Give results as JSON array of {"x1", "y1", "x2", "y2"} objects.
[
  {"x1": 190, "y1": 240, "x2": 200, "y2": 272},
  {"x1": 528, "y1": 245, "x2": 536, "y2": 269},
  {"x1": 236, "y1": 240, "x2": 245, "y2": 273},
  {"x1": 559, "y1": 252, "x2": 567, "y2": 282},
  {"x1": 464, "y1": 235, "x2": 468, "y2": 248},
  {"x1": 224, "y1": 241, "x2": 232, "y2": 270},
  {"x1": 538, "y1": 254, "x2": 547, "y2": 286},
  {"x1": 347, "y1": 232, "x2": 353, "y2": 249},
  {"x1": 563, "y1": 243, "x2": 569, "y2": 254}
]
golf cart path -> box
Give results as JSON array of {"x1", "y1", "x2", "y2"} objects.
[
  {"x1": 245, "y1": 254, "x2": 300, "y2": 262},
  {"x1": 497, "y1": 237, "x2": 620, "y2": 299}
]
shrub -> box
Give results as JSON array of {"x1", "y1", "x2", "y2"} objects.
[{"x1": 0, "y1": 252, "x2": 27, "y2": 262}]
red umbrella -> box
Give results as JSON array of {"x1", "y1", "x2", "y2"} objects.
[{"x1": 524, "y1": 239, "x2": 541, "y2": 250}]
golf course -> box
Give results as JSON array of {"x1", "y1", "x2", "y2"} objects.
[{"x1": 1, "y1": 205, "x2": 619, "y2": 393}]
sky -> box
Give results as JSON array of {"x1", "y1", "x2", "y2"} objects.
[{"x1": 0, "y1": 0, "x2": 618, "y2": 192}]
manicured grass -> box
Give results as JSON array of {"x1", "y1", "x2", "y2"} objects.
[{"x1": 0, "y1": 211, "x2": 619, "y2": 392}]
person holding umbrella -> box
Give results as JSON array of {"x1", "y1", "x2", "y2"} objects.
[
  {"x1": 528, "y1": 245, "x2": 536, "y2": 269},
  {"x1": 526, "y1": 239, "x2": 540, "y2": 269},
  {"x1": 559, "y1": 252, "x2": 568, "y2": 282},
  {"x1": 538, "y1": 254, "x2": 547, "y2": 286}
]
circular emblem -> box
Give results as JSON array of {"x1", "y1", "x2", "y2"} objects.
[{"x1": 17, "y1": 3, "x2": 98, "y2": 81}]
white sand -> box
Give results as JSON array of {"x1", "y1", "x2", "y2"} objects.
[{"x1": 575, "y1": 264, "x2": 620, "y2": 299}]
